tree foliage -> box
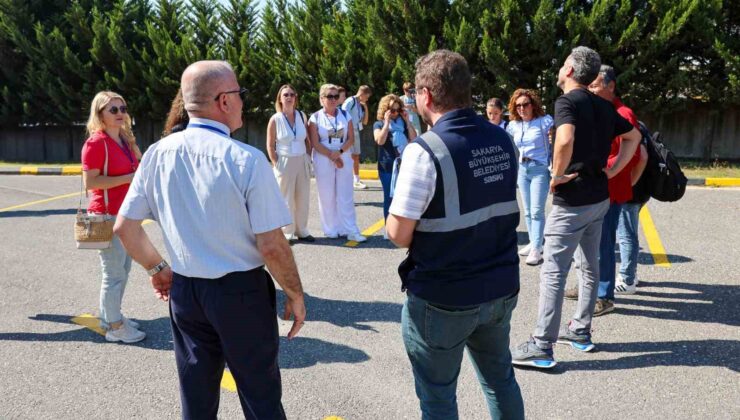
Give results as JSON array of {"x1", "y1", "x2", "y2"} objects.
[{"x1": 0, "y1": 0, "x2": 736, "y2": 128}]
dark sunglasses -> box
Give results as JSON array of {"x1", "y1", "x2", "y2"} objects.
[
  {"x1": 324, "y1": 94, "x2": 340, "y2": 100},
  {"x1": 282, "y1": 92, "x2": 297, "y2": 98},
  {"x1": 214, "y1": 87, "x2": 248, "y2": 101},
  {"x1": 107, "y1": 105, "x2": 128, "y2": 115},
  {"x1": 515, "y1": 102, "x2": 532, "y2": 108},
  {"x1": 390, "y1": 108, "x2": 401, "y2": 113}
]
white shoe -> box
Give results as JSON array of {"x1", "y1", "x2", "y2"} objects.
[
  {"x1": 518, "y1": 243, "x2": 532, "y2": 256},
  {"x1": 122, "y1": 316, "x2": 139, "y2": 329},
  {"x1": 354, "y1": 181, "x2": 367, "y2": 190},
  {"x1": 347, "y1": 233, "x2": 367, "y2": 242},
  {"x1": 617, "y1": 273, "x2": 639, "y2": 286},
  {"x1": 525, "y1": 248, "x2": 543, "y2": 266},
  {"x1": 615, "y1": 277, "x2": 637, "y2": 294},
  {"x1": 105, "y1": 323, "x2": 145, "y2": 343}
]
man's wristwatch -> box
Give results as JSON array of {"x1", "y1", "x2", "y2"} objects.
[{"x1": 147, "y1": 260, "x2": 169, "y2": 276}]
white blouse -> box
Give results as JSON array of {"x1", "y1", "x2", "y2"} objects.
[{"x1": 273, "y1": 111, "x2": 307, "y2": 157}]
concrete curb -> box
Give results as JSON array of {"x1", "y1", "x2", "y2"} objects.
[{"x1": 2, "y1": 165, "x2": 740, "y2": 187}]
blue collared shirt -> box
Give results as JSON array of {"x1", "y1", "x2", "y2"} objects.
[
  {"x1": 506, "y1": 115, "x2": 554, "y2": 165},
  {"x1": 119, "y1": 117, "x2": 291, "y2": 279}
]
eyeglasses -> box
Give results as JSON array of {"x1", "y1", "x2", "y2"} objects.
[
  {"x1": 214, "y1": 87, "x2": 248, "y2": 101},
  {"x1": 324, "y1": 94, "x2": 340, "y2": 100},
  {"x1": 515, "y1": 102, "x2": 532, "y2": 109},
  {"x1": 282, "y1": 92, "x2": 297, "y2": 98},
  {"x1": 107, "y1": 106, "x2": 128, "y2": 115},
  {"x1": 390, "y1": 108, "x2": 400, "y2": 114}
]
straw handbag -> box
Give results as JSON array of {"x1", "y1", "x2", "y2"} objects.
[{"x1": 75, "y1": 139, "x2": 115, "y2": 249}]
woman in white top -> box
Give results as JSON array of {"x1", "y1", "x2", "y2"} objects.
[
  {"x1": 307, "y1": 84, "x2": 366, "y2": 242},
  {"x1": 267, "y1": 84, "x2": 314, "y2": 243}
]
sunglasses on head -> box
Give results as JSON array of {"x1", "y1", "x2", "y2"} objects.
[
  {"x1": 107, "y1": 105, "x2": 128, "y2": 115},
  {"x1": 324, "y1": 94, "x2": 340, "y2": 100},
  {"x1": 282, "y1": 92, "x2": 297, "y2": 98},
  {"x1": 214, "y1": 87, "x2": 248, "y2": 102},
  {"x1": 515, "y1": 102, "x2": 532, "y2": 108}
]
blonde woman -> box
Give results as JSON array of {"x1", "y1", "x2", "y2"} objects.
[
  {"x1": 373, "y1": 94, "x2": 417, "y2": 221},
  {"x1": 81, "y1": 91, "x2": 144, "y2": 343},
  {"x1": 307, "y1": 84, "x2": 366, "y2": 242},
  {"x1": 266, "y1": 84, "x2": 314, "y2": 243}
]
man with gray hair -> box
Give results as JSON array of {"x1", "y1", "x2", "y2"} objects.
[
  {"x1": 114, "y1": 60, "x2": 305, "y2": 418},
  {"x1": 511, "y1": 47, "x2": 642, "y2": 369}
]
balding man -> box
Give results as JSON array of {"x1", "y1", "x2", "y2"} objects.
[{"x1": 114, "y1": 60, "x2": 305, "y2": 419}]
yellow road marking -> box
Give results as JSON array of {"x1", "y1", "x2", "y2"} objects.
[
  {"x1": 0, "y1": 191, "x2": 81, "y2": 213},
  {"x1": 72, "y1": 313, "x2": 237, "y2": 391},
  {"x1": 142, "y1": 219, "x2": 154, "y2": 226},
  {"x1": 639, "y1": 206, "x2": 671, "y2": 268},
  {"x1": 358, "y1": 169, "x2": 378, "y2": 180},
  {"x1": 705, "y1": 177, "x2": 740, "y2": 187},
  {"x1": 19, "y1": 166, "x2": 38, "y2": 175},
  {"x1": 62, "y1": 166, "x2": 82, "y2": 175},
  {"x1": 345, "y1": 218, "x2": 385, "y2": 247},
  {"x1": 323, "y1": 417, "x2": 345, "y2": 420}
]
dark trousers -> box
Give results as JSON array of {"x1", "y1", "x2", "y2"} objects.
[{"x1": 169, "y1": 268, "x2": 286, "y2": 420}]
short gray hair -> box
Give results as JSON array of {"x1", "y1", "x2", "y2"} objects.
[
  {"x1": 598, "y1": 65, "x2": 617, "y2": 86},
  {"x1": 568, "y1": 46, "x2": 601, "y2": 86},
  {"x1": 181, "y1": 60, "x2": 235, "y2": 112},
  {"x1": 414, "y1": 49, "x2": 472, "y2": 111}
]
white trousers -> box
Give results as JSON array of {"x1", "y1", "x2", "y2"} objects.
[
  {"x1": 274, "y1": 154, "x2": 311, "y2": 238},
  {"x1": 312, "y1": 150, "x2": 360, "y2": 236}
]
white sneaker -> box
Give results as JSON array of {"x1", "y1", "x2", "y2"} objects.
[
  {"x1": 617, "y1": 273, "x2": 639, "y2": 287},
  {"x1": 354, "y1": 181, "x2": 368, "y2": 190},
  {"x1": 122, "y1": 316, "x2": 139, "y2": 329},
  {"x1": 347, "y1": 233, "x2": 367, "y2": 242},
  {"x1": 615, "y1": 277, "x2": 637, "y2": 294},
  {"x1": 105, "y1": 323, "x2": 145, "y2": 344},
  {"x1": 525, "y1": 248, "x2": 543, "y2": 266},
  {"x1": 518, "y1": 243, "x2": 532, "y2": 256}
]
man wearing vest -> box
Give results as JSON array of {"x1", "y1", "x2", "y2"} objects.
[
  {"x1": 510, "y1": 47, "x2": 642, "y2": 369},
  {"x1": 387, "y1": 50, "x2": 524, "y2": 420}
]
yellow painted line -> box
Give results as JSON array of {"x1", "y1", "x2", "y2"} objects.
[
  {"x1": 323, "y1": 417, "x2": 345, "y2": 420},
  {"x1": 638, "y1": 206, "x2": 671, "y2": 268},
  {"x1": 62, "y1": 166, "x2": 82, "y2": 175},
  {"x1": 142, "y1": 219, "x2": 154, "y2": 226},
  {"x1": 359, "y1": 169, "x2": 378, "y2": 180},
  {"x1": 705, "y1": 178, "x2": 740, "y2": 187},
  {"x1": 19, "y1": 166, "x2": 38, "y2": 175},
  {"x1": 345, "y1": 218, "x2": 385, "y2": 247},
  {"x1": 0, "y1": 191, "x2": 81, "y2": 212},
  {"x1": 72, "y1": 313, "x2": 237, "y2": 391}
]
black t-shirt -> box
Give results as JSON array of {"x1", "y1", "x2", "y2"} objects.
[{"x1": 553, "y1": 88, "x2": 634, "y2": 206}]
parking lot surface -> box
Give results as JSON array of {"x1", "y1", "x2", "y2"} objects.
[{"x1": 1, "y1": 175, "x2": 738, "y2": 419}]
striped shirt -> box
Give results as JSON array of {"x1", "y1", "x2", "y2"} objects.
[{"x1": 389, "y1": 142, "x2": 436, "y2": 220}]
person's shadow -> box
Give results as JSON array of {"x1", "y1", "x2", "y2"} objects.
[
  {"x1": 276, "y1": 290, "x2": 403, "y2": 332},
  {"x1": 0, "y1": 312, "x2": 373, "y2": 369}
]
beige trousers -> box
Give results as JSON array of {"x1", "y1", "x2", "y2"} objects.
[{"x1": 274, "y1": 154, "x2": 311, "y2": 237}]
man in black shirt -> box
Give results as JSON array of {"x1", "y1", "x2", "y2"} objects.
[{"x1": 511, "y1": 46, "x2": 641, "y2": 369}]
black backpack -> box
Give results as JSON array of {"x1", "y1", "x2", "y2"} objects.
[{"x1": 634, "y1": 121, "x2": 687, "y2": 202}]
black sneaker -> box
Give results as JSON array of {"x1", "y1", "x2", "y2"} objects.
[
  {"x1": 557, "y1": 327, "x2": 596, "y2": 352},
  {"x1": 511, "y1": 337, "x2": 557, "y2": 369},
  {"x1": 297, "y1": 235, "x2": 316, "y2": 243}
]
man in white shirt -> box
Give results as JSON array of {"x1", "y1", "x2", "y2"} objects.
[
  {"x1": 114, "y1": 60, "x2": 305, "y2": 419},
  {"x1": 342, "y1": 85, "x2": 373, "y2": 189}
]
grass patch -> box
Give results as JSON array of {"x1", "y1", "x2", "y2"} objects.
[
  {"x1": 679, "y1": 159, "x2": 740, "y2": 178},
  {"x1": 0, "y1": 161, "x2": 80, "y2": 167}
]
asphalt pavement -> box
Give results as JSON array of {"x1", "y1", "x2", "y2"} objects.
[{"x1": 0, "y1": 175, "x2": 738, "y2": 419}]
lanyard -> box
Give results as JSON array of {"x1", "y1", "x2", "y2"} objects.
[
  {"x1": 323, "y1": 109, "x2": 338, "y2": 133},
  {"x1": 188, "y1": 123, "x2": 230, "y2": 137},
  {"x1": 282, "y1": 111, "x2": 297, "y2": 141}
]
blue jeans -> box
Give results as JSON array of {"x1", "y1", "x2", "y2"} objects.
[
  {"x1": 598, "y1": 203, "x2": 623, "y2": 300},
  {"x1": 517, "y1": 161, "x2": 550, "y2": 249},
  {"x1": 618, "y1": 203, "x2": 642, "y2": 286},
  {"x1": 98, "y1": 235, "x2": 132, "y2": 328},
  {"x1": 379, "y1": 169, "x2": 393, "y2": 220},
  {"x1": 402, "y1": 292, "x2": 524, "y2": 420}
]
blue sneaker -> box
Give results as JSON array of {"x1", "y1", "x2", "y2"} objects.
[
  {"x1": 511, "y1": 338, "x2": 557, "y2": 369},
  {"x1": 557, "y1": 327, "x2": 596, "y2": 352}
]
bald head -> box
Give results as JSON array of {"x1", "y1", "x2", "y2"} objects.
[{"x1": 181, "y1": 61, "x2": 236, "y2": 113}]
